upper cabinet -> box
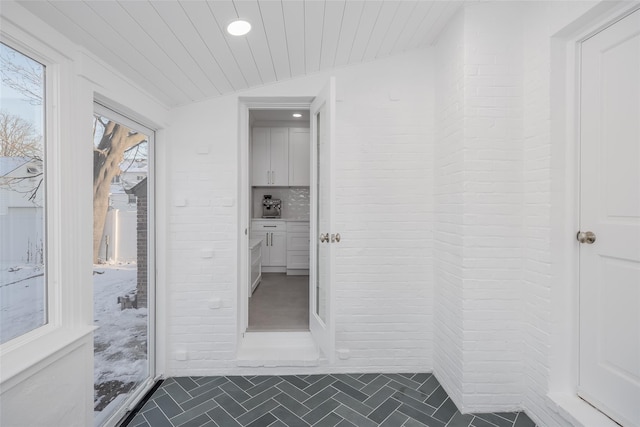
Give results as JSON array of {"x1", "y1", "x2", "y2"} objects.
[
  {"x1": 252, "y1": 127, "x2": 289, "y2": 186},
  {"x1": 252, "y1": 126, "x2": 310, "y2": 187},
  {"x1": 288, "y1": 128, "x2": 310, "y2": 186}
]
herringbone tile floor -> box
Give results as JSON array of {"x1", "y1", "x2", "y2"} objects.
[{"x1": 127, "y1": 374, "x2": 537, "y2": 427}]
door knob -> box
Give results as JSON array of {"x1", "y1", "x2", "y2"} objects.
[
  {"x1": 320, "y1": 233, "x2": 329, "y2": 243},
  {"x1": 577, "y1": 231, "x2": 596, "y2": 244},
  {"x1": 331, "y1": 233, "x2": 341, "y2": 243}
]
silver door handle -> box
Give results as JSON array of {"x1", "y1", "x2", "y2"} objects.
[
  {"x1": 331, "y1": 233, "x2": 341, "y2": 243},
  {"x1": 320, "y1": 233, "x2": 329, "y2": 243},
  {"x1": 271, "y1": 233, "x2": 273, "y2": 246},
  {"x1": 266, "y1": 233, "x2": 269, "y2": 246},
  {"x1": 577, "y1": 231, "x2": 596, "y2": 244}
]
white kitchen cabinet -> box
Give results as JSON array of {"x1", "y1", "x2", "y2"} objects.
[
  {"x1": 249, "y1": 238, "x2": 262, "y2": 295},
  {"x1": 251, "y1": 220, "x2": 287, "y2": 271},
  {"x1": 286, "y1": 221, "x2": 310, "y2": 273},
  {"x1": 252, "y1": 127, "x2": 289, "y2": 186},
  {"x1": 288, "y1": 128, "x2": 310, "y2": 186}
]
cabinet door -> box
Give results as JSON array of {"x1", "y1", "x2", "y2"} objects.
[
  {"x1": 269, "y1": 128, "x2": 289, "y2": 186},
  {"x1": 289, "y1": 128, "x2": 310, "y2": 186},
  {"x1": 252, "y1": 128, "x2": 270, "y2": 186},
  {"x1": 268, "y1": 232, "x2": 287, "y2": 266}
]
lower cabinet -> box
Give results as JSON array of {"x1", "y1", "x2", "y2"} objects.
[
  {"x1": 251, "y1": 231, "x2": 286, "y2": 269},
  {"x1": 251, "y1": 220, "x2": 287, "y2": 272},
  {"x1": 286, "y1": 222, "x2": 310, "y2": 273},
  {"x1": 251, "y1": 220, "x2": 309, "y2": 274}
]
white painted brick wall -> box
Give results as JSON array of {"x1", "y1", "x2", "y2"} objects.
[
  {"x1": 432, "y1": 1, "x2": 600, "y2": 422},
  {"x1": 434, "y1": 3, "x2": 525, "y2": 413},
  {"x1": 434, "y1": 7, "x2": 466, "y2": 407},
  {"x1": 164, "y1": 2, "x2": 601, "y2": 422},
  {"x1": 163, "y1": 51, "x2": 434, "y2": 376},
  {"x1": 460, "y1": 3, "x2": 524, "y2": 412}
]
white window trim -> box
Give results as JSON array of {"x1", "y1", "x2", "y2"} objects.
[{"x1": 0, "y1": 22, "x2": 95, "y2": 386}]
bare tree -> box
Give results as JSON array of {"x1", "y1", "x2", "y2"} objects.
[
  {"x1": 2, "y1": 44, "x2": 149, "y2": 263},
  {"x1": 0, "y1": 110, "x2": 42, "y2": 157},
  {"x1": 0, "y1": 47, "x2": 43, "y2": 106},
  {"x1": 93, "y1": 117, "x2": 147, "y2": 262}
]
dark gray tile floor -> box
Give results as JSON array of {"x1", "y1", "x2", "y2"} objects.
[{"x1": 127, "y1": 374, "x2": 537, "y2": 427}]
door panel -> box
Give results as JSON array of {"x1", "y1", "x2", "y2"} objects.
[
  {"x1": 310, "y1": 78, "x2": 336, "y2": 360},
  {"x1": 289, "y1": 129, "x2": 311, "y2": 186},
  {"x1": 269, "y1": 232, "x2": 287, "y2": 266},
  {"x1": 251, "y1": 128, "x2": 270, "y2": 186},
  {"x1": 579, "y1": 9, "x2": 640, "y2": 426},
  {"x1": 269, "y1": 128, "x2": 289, "y2": 186}
]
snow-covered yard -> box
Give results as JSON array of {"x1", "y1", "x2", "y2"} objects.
[
  {"x1": 0, "y1": 263, "x2": 148, "y2": 423},
  {"x1": 93, "y1": 263, "x2": 147, "y2": 419},
  {"x1": 0, "y1": 264, "x2": 45, "y2": 343}
]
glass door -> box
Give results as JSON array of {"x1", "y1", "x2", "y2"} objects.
[
  {"x1": 92, "y1": 104, "x2": 155, "y2": 426},
  {"x1": 309, "y1": 78, "x2": 336, "y2": 360}
]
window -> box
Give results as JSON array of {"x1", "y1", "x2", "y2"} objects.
[{"x1": 0, "y1": 42, "x2": 47, "y2": 344}]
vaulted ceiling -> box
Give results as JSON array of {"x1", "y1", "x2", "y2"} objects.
[{"x1": 18, "y1": 1, "x2": 463, "y2": 107}]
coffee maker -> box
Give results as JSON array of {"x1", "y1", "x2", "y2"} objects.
[{"x1": 262, "y1": 195, "x2": 282, "y2": 218}]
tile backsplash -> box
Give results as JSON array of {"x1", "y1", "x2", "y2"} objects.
[{"x1": 253, "y1": 187, "x2": 310, "y2": 220}]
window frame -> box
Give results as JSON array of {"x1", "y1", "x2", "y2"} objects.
[
  {"x1": 0, "y1": 37, "x2": 53, "y2": 345},
  {"x1": 0, "y1": 26, "x2": 94, "y2": 385}
]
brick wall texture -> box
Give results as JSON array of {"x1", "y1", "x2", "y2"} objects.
[{"x1": 161, "y1": 3, "x2": 602, "y2": 426}]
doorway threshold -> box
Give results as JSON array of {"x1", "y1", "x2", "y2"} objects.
[{"x1": 237, "y1": 331, "x2": 319, "y2": 367}]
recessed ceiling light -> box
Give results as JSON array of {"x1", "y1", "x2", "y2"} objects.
[
  {"x1": 292, "y1": 113, "x2": 302, "y2": 118},
  {"x1": 227, "y1": 20, "x2": 251, "y2": 36}
]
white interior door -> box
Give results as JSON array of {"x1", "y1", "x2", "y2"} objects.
[
  {"x1": 579, "y1": 9, "x2": 640, "y2": 427},
  {"x1": 310, "y1": 78, "x2": 336, "y2": 361}
]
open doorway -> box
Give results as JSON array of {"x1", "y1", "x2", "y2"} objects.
[
  {"x1": 247, "y1": 109, "x2": 311, "y2": 332},
  {"x1": 238, "y1": 82, "x2": 336, "y2": 363}
]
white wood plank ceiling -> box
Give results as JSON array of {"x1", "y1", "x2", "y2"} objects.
[{"x1": 17, "y1": 1, "x2": 464, "y2": 107}]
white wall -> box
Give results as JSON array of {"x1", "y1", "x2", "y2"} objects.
[
  {"x1": 163, "y1": 50, "x2": 435, "y2": 375},
  {"x1": 0, "y1": 2, "x2": 168, "y2": 425},
  {"x1": 433, "y1": 3, "x2": 525, "y2": 413},
  {"x1": 433, "y1": 1, "x2": 631, "y2": 424},
  {"x1": 434, "y1": 7, "x2": 466, "y2": 407}
]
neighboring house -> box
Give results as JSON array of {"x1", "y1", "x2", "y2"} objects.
[
  {"x1": 96, "y1": 159, "x2": 147, "y2": 263},
  {"x1": 0, "y1": 157, "x2": 44, "y2": 264},
  {"x1": 125, "y1": 177, "x2": 148, "y2": 308}
]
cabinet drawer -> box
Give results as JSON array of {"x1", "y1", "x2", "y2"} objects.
[
  {"x1": 252, "y1": 220, "x2": 287, "y2": 232},
  {"x1": 287, "y1": 250, "x2": 310, "y2": 269},
  {"x1": 287, "y1": 222, "x2": 309, "y2": 233}
]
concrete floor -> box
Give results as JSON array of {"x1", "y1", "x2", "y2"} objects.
[{"x1": 248, "y1": 273, "x2": 309, "y2": 331}]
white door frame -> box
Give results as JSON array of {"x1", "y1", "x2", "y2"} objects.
[
  {"x1": 93, "y1": 101, "x2": 158, "y2": 427},
  {"x1": 237, "y1": 97, "x2": 313, "y2": 337},
  {"x1": 547, "y1": 3, "x2": 640, "y2": 425}
]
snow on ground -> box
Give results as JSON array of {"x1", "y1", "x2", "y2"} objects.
[
  {"x1": 0, "y1": 264, "x2": 45, "y2": 343},
  {"x1": 1, "y1": 262, "x2": 148, "y2": 420},
  {"x1": 93, "y1": 262, "x2": 148, "y2": 414}
]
